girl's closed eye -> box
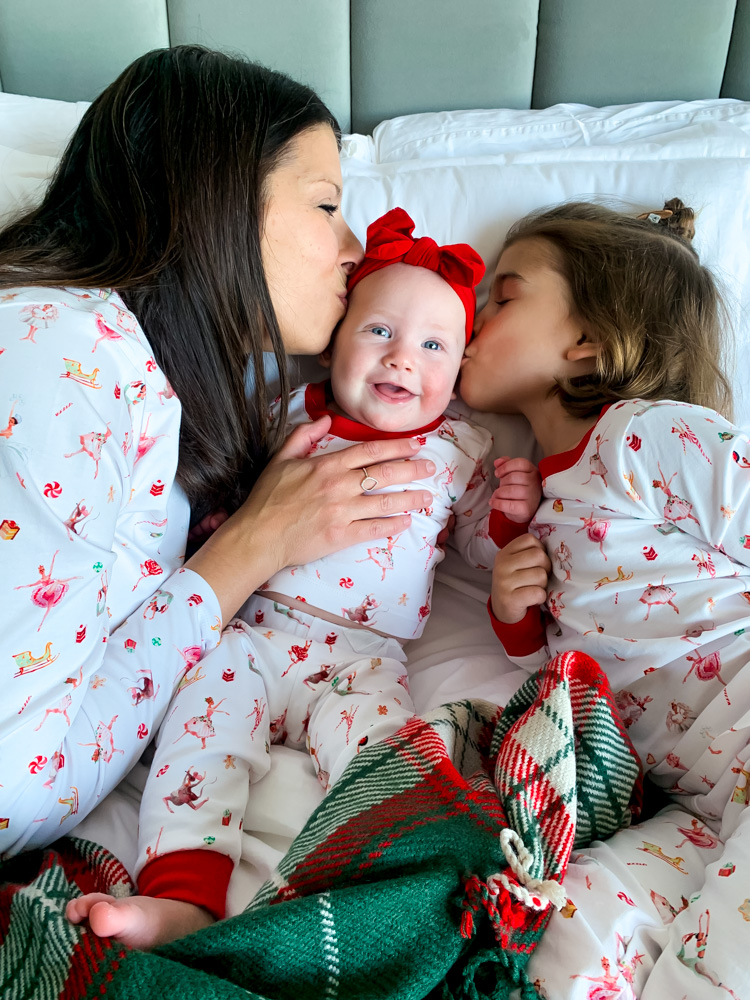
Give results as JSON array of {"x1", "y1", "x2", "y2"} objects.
[{"x1": 320, "y1": 203, "x2": 339, "y2": 216}]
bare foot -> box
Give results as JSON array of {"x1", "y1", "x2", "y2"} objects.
[{"x1": 66, "y1": 893, "x2": 214, "y2": 950}]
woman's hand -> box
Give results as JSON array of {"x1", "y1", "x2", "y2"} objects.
[
  {"x1": 246, "y1": 416, "x2": 436, "y2": 569},
  {"x1": 185, "y1": 416, "x2": 436, "y2": 626},
  {"x1": 491, "y1": 533, "x2": 551, "y2": 625}
]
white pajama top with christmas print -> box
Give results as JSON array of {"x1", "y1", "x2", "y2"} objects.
[
  {"x1": 0, "y1": 288, "x2": 221, "y2": 852},
  {"x1": 490, "y1": 398, "x2": 750, "y2": 835}
]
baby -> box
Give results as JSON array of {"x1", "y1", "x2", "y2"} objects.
[{"x1": 68, "y1": 207, "x2": 540, "y2": 947}]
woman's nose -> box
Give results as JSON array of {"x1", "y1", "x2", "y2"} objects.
[{"x1": 340, "y1": 223, "x2": 364, "y2": 274}]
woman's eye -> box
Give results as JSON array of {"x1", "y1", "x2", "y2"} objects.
[
  {"x1": 320, "y1": 203, "x2": 338, "y2": 216},
  {"x1": 370, "y1": 326, "x2": 391, "y2": 338},
  {"x1": 423, "y1": 340, "x2": 441, "y2": 351}
]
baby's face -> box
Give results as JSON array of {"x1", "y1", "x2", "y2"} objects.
[{"x1": 326, "y1": 264, "x2": 466, "y2": 433}]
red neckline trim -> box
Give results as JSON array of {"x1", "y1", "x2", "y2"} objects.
[
  {"x1": 304, "y1": 380, "x2": 445, "y2": 441},
  {"x1": 538, "y1": 404, "x2": 612, "y2": 480}
]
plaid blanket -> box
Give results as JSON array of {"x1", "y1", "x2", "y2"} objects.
[{"x1": 0, "y1": 651, "x2": 641, "y2": 1000}]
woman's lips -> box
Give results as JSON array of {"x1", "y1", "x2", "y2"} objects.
[{"x1": 370, "y1": 382, "x2": 416, "y2": 403}]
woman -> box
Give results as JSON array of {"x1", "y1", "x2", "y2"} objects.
[{"x1": 0, "y1": 46, "x2": 434, "y2": 860}]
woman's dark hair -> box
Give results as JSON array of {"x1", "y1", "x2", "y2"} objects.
[
  {"x1": 502, "y1": 198, "x2": 733, "y2": 421},
  {"x1": 0, "y1": 45, "x2": 341, "y2": 521}
]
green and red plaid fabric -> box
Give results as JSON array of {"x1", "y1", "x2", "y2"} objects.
[{"x1": 0, "y1": 651, "x2": 641, "y2": 1000}]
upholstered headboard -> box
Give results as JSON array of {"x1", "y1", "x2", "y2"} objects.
[{"x1": 1, "y1": 0, "x2": 749, "y2": 133}]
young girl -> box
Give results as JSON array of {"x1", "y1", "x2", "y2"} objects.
[{"x1": 461, "y1": 198, "x2": 747, "y2": 998}]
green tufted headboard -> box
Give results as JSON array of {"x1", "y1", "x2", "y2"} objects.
[{"x1": 1, "y1": 0, "x2": 749, "y2": 133}]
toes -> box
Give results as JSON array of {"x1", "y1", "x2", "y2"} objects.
[
  {"x1": 87, "y1": 899, "x2": 132, "y2": 940},
  {"x1": 65, "y1": 893, "x2": 113, "y2": 924}
]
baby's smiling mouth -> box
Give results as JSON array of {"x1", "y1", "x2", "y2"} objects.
[{"x1": 371, "y1": 382, "x2": 416, "y2": 402}]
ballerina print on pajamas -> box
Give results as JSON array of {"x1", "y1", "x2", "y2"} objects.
[
  {"x1": 492, "y1": 398, "x2": 750, "y2": 999},
  {"x1": 0, "y1": 288, "x2": 221, "y2": 858}
]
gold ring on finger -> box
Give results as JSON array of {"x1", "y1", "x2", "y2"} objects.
[{"x1": 360, "y1": 467, "x2": 379, "y2": 492}]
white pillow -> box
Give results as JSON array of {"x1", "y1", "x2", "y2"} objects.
[{"x1": 367, "y1": 99, "x2": 750, "y2": 162}]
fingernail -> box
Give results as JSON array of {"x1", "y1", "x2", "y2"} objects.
[
  {"x1": 409, "y1": 438, "x2": 420, "y2": 450},
  {"x1": 425, "y1": 461, "x2": 436, "y2": 474},
  {"x1": 421, "y1": 492, "x2": 433, "y2": 505}
]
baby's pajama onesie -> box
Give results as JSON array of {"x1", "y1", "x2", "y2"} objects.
[{"x1": 135, "y1": 382, "x2": 500, "y2": 915}]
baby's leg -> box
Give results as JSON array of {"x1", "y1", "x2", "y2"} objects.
[
  {"x1": 304, "y1": 631, "x2": 414, "y2": 789},
  {"x1": 67, "y1": 620, "x2": 271, "y2": 949}
]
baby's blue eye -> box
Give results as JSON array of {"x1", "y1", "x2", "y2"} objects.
[
  {"x1": 423, "y1": 340, "x2": 441, "y2": 351},
  {"x1": 371, "y1": 326, "x2": 391, "y2": 338}
]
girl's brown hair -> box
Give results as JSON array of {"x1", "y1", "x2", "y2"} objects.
[
  {"x1": 0, "y1": 46, "x2": 340, "y2": 522},
  {"x1": 502, "y1": 198, "x2": 733, "y2": 421}
]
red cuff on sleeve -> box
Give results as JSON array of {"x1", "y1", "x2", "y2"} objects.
[
  {"x1": 487, "y1": 597, "x2": 546, "y2": 657},
  {"x1": 488, "y1": 509, "x2": 532, "y2": 548},
  {"x1": 138, "y1": 850, "x2": 233, "y2": 921}
]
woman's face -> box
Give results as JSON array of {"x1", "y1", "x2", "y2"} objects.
[{"x1": 261, "y1": 124, "x2": 363, "y2": 355}]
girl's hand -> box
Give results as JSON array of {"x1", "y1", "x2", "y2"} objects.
[
  {"x1": 186, "y1": 416, "x2": 437, "y2": 625},
  {"x1": 491, "y1": 456, "x2": 542, "y2": 524},
  {"x1": 491, "y1": 533, "x2": 551, "y2": 624}
]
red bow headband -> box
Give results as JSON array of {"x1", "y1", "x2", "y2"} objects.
[{"x1": 347, "y1": 207, "x2": 486, "y2": 343}]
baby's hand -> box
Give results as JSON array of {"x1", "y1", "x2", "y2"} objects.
[
  {"x1": 491, "y1": 456, "x2": 542, "y2": 524},
  {"x1": 491, "y1": 534, "x2": 550, "y2": 624},
  {"x1": 436, "y1": 513, "x2": 456, "y2": 551}
]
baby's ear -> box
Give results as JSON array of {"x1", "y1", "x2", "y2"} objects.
[{"x1": 318, "y1": 347, "x2": 332, "y2": 369}]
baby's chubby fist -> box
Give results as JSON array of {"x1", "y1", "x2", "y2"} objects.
[{"x1": 490, "y1": 456, "x2": 542, "y2": 524}]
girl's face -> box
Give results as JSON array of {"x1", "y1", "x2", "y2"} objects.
[
  {"x1": 460, "y1": 238, "x2": 586, "y2": 413},
  {"x1": 261, "y1": 124, "x2": 363, "y2": 355}
]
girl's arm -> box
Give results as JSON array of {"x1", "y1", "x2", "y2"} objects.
[
  {"x1": 612, "y1": 403, "x2": 750, "y2": 569},
  {"x1": 488, "y1": 533, "x2": 551, "y2": 672},
  {"x1": 2, "y1": 300, "x2": 222, "y2": 819}
]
